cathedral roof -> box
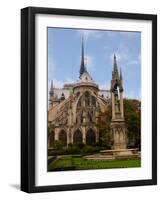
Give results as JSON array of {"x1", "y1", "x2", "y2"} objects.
[{"x1": 79, "y1": 71, "x2": 95, "y2": 83}]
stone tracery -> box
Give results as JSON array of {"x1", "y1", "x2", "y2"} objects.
[{"x1": 48, "y1": 40, "x2": 127, "y2": 150}]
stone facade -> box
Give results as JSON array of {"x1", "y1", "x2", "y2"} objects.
[{"x1": 48, "y1": 39, "x2": 127, "y2": 149}]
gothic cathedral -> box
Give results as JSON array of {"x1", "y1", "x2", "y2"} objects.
[{"x1": 48, "y1": 38, "x2": 127, "y2": 150}]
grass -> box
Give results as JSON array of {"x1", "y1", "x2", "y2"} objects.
[
  {"x1": 48, "y1": 156, "x2": 74, "y2": 171},
  {"x1": 48, "y1": 155, "x2": 141, "y2": 171}
]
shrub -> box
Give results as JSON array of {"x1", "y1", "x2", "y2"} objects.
[
  {"x1": 51, "y1": 143, "x2": 101, "y2": 155},
  {"x1": 66, "y1": 145, "x2": 80, "y2": 154},
  {"x1": 53, "y1": 140, "x2": 64, "y2": 150},
  {"x1": 81, "y1": 145, "x2": 101, "y2": 154},
  {"x1": 77, "y1": 143, "x2": 85, "y2": 149}
]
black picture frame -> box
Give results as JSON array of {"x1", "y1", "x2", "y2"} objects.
[{"x1": 21, "y1": 6, "x2": 157, "y2": 193}]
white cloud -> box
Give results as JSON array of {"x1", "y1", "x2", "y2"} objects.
[
  {"x1": 126, "y1": 60, "x2": 139, "y2": 65},
  {"x1": 48, "y1": 58, "x2": 56, "y2": 80},
  {"x1": 50, "y1": 78, "x2": 75, "y2": 89},
  {"x1": 51, "y1": 79, "x2": 65, "y2": 88},
  {"x1": 84, "y1": 55, "x2": 94, "y2": 72},
  {"x1": 104, "y1": 31, "x2": 140, "y2": 39},
  {"x1": 99, "y1": 82, "x2": 110, "y2": 90},
  {"x1": 108, "y1": 43, "x2": 129, "y2": 64},
  {"x1": 78, "y1": 54, "x2": 95, "y2": 72},
  {"x1": 126, "y1": 53, "x2": 141, "y2": 66},
  {"x1": 77, "y1": 30, "x2": 102, "y2": 40}
]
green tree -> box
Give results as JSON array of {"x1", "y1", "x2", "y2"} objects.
[
  {"x1": 98, "y1": 99, "x2": 141, "y2": 149},
  {"x1": 124, "y1": 99, "x2": 141, "y2": 149},
  {"x1": 48, "y1": 124, "x2": 52, "y2": 137},
  {"x1": 97, "y1": 105, "x2": 112, "y2": 148},
  {"x1": 48, "y1": 124, "x2": 55, "y2": 147}
]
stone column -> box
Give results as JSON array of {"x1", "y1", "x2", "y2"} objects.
[
  {"x1": 70, "y1": 128, "x2": 74, "y2": 144},
  {"x1": 67, "y1": 128, "x2": 70, "y2": 147},
  {"x1": 96, "y1": 129, "x2": 99, "y2": 143},
  {"x1": 114, "y1": 129, "x2": 119, "y2": 149},
  {"x1": 111, "y1": 92, "x2": 115, "y2": 120},
  {"x1": 55, "y1": 128, "x2": 59, "y2": 140},
  {"x1": 82, "y1": 127, "x2": 86, "y2": 144},
  {"x1": 120, "y1": 92, "x2": 124, "y2": 119}
]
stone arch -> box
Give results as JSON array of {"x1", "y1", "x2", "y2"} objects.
[
  {"x1": 88, "y1": 111, "x2": 92, "y2": 122},
  {"x1": 114, "y1": 81, "x2": 119, "y2": 90},
  {"x1": 77, "y1": 91, "x2": 91, "y2": 108},
  {"x1": 84, "y1": 91, "x2": 90, "y2": 106},
  {"x1": 86, "y1": 128, "x2": 96, "y2": 145},
  {"x1": 91, "y1": 95, "x2": 96, "y2": 106},
  {"x1": 73, "y1": 129, "x2": 83, "y2": 144},
  {"x1": 59, "y1": 130, "x2": 67, "y2": 146}
]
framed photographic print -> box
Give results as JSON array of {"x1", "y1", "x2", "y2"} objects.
[{"x1": 21, "y1": 7, "x2": 157, "y2": 193}]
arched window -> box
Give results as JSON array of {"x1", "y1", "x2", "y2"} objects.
[
  {"x1": 85, "y1": 91, "x2": 90, "y2": 106},
  {"x1": 88, "y1": 112, "x2": 92, "y2": 122},
  {"x1": 59, "y1": 130, "x2": 67, "y2": 146},
  {"x1": 76, "y1": 92, "x2": 97, "y2": 125},
  {"x1": 77, "y1": 98, "x2": 81, "y2": 108},
  {"x1": 73, "y1": 130, "x2": 82, "y2": 144},
  {"x1": 91, "y1": 96, "x2": 96, "y2": 106},
  {"x1": 86, "y1": 129, "x2": 96, "y2": 145},
  {"x1": 81, "y1": 112, "x2": 84, "y2": 123},
  {"x1": 114, "y1": 82, "x2": 119, "y2": 96}
]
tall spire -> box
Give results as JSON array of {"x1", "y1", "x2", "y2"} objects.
[
  {"x1": 79, "y1": 36, "x2": 86, "y2": 77},
  {"x1": 49, "y1": 80, "x2": 54, "y2": 96},
  {"x1": 113, "y1": 54, "x2": 119, "y2": 79},
  {"x1": 120, "y1": 67, "x2": 123, "y2": 80},
  {"x1": 51, "y1": 80, "x2": 54, "y2": 89},
  {"x1": 119, "y1": 67, "x2": 123, "y2": 91}
]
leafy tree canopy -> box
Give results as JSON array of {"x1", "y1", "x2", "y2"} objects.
[{"x1": 98, "y1": 99, "x2": 141, "y2": 149}]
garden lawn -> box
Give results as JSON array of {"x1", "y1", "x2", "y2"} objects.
[{"x1": 48, "y1": 156, "x2": 141, "y2": 171}]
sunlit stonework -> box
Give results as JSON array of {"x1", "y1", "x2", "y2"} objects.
[{"x1": 48, "y1": 38, "x2": 127, "y2": 149}]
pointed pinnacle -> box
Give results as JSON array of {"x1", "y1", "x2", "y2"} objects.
[
  {"x1": 81, "y1": 37, "x2": 84, "y2": 64},
  {"x1": 79, "y1": 36, "x2": 86, "y2": 77},
  {"x1": 114, "y1": 54, "x2": 117, "y2": 66},
  {"x1": 49, "y1": 80, "x2": 54, "y2": 96},
  {"x1": 113, "y1": 54, "x2": 118, "y2": 72},
  {"x1": 120, "y1": 67, "x2": 123, "y2": 80},
  {"x1": 50, "y1": 80, "x2": 54, "y2": 90}
]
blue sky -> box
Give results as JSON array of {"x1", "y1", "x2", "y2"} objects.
[{"x1": 48, "y1": 28, "x2": 141, "y2": 99}]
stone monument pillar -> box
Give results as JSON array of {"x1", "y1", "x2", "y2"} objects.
[{"x1": 110, "y1": 55, "x2": 127, "y2": 150}]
